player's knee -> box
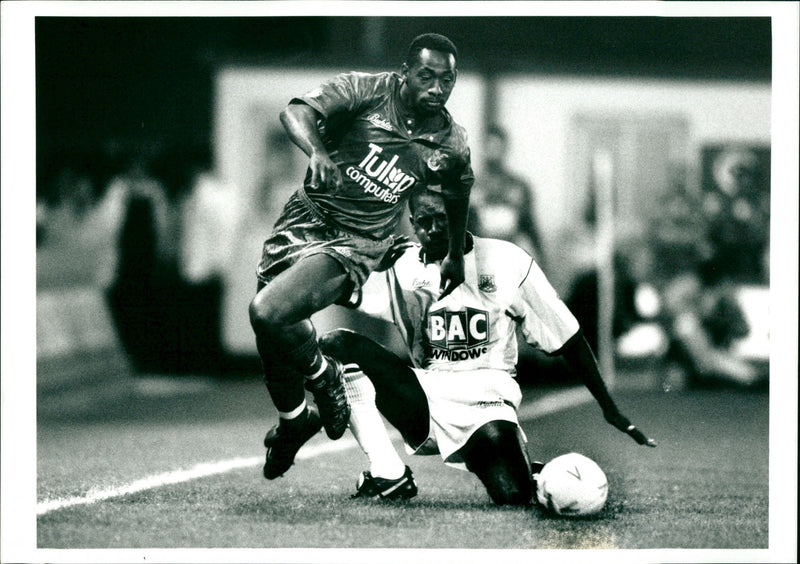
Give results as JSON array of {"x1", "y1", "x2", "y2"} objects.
[
  {"x1": 318, "y1": 328, "x2": 347, "y2": 356},
  {"x1": 248, "y1": 294, "x2": 269, "y2": 332},
  {"x1": 249, "y1": 290, "x2": 287, "y2": 334},
  {"x1": 469, "y1": 455, "x2": 533, "y2": 506},
  {"x1": 463, "y1": 421, "x2": 533, "y2": 506},
  {"x1": 318, "y1": 328, "x2": 358, "y2": 360}
]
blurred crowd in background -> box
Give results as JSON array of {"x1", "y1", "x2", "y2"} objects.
[
  {"x1": 467, "y1": 129, "x2": 770, "y2": 390},
  {"x1": 31, "y1": 16, "x2": 774, "y2": 393},
  {"x1": 37, "y1": 139, "x2": 233, "y2": 374},
  {"x1": 36, "y1": 126, "x2": 770, "y2": 390},
  {"x1": 603, "y1": 144, "x2": 769, "y2": 389}
]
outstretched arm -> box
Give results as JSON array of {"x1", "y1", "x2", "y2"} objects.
[
  {"x1": 279, "y1": 103, "x2": 343, "y2": 192},
  {"x1": 560, "y1": 329, "x2": 657, "y2": 447},
  {"x1": 439, "y1": 189, "x2": 469, "y2": 298}
]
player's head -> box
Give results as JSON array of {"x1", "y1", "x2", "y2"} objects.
[
  {"x1": 401, "y1": 33, "x2": 458, "y2": 117},
  {"x1": 405, "y1": 33, "x2": 458, "y2": 67},
  {"x1": 409, "y1": 187, "x2": 450, "y2": 260}
]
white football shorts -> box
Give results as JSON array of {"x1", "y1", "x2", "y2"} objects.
[{"x1": 408, "y1": 367, "x2": 525, "y2": 470}]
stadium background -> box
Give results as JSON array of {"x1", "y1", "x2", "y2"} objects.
[{"x1": 2, "y1": 5, "x2": 797, "y2": 562}]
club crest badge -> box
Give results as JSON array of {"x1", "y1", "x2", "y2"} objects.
[
  {"x1": 478, "y1": 274, "x2": 496, "y2": 293},
  {"x1": 426, "y1": 149, "x2": 448, "y2": 172}
]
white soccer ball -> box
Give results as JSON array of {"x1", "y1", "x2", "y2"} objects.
[{"x1": 535, "y1": 453, "x2": 608, "y2": 516}]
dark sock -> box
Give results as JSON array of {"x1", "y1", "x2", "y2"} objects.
[
  {"x1": 263, "y1": 360, "x2": 306, "y2": 413},
  {"x1": 286, "y1": 331, "x2": 325, "y2": 377},
  {"x1": 257, "y1": 329, "x2": 321, "y2": 409}
]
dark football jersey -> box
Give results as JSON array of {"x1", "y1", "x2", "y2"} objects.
[{"x1": 293, "y1": 71, "x2": 474, "y2": 239}]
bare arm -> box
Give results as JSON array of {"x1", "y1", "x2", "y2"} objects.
[
  {"x1": 518, "y1": 181, "x2": 546, "y2": 268},
  {"x1": 279, "y1": 103, "x2": 343, "y2": 191},
  {"x1": 560, "y1": 330, "x2": 657, "y2": 447},
  {"x1": 438, "y1": 190, "x2": 470, "y2": 298}
]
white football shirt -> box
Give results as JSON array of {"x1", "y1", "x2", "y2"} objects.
[{"x1": 358, "y1": 236, "x2": 580, "y2": 372}]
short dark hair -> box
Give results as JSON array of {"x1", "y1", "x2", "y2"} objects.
[
  {"x1": 409, "y1": 186, "x2": 443, "y2": 215},
  {"x1": 406, "y1": 33, "x2": 458, "y2": 66}
]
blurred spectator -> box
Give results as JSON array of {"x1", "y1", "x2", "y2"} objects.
[
  {"x1": 659, "y1": 273, "x2": 759, "y2": 388},
  {"x1": 565, "y1": 251, "x2": 641, "y2": 353},
  {"x1": 36, "y1": 159, "x2": 95, "y2": 249},
  {"x1": 108, "y1": 151, "x2": 175, "y2": 278},
  {"x1": 649, "y1": 178, "x2": 713, "y2": 283},
  {"x1": 701, "y1": 146, "x2": 769, "y2": 284},
  {"x1": 105, "y1": 150, "x2": 179, "y2": 373},
  {"x1": 646, "y1": 176, "x2": 763, "y2": 389},
  {"x1": 179, "y1": 145, "x2": 239, "y2": 286},
  {"x1": 36, "y1": 145, "x2": 126, "y2": 288},
  {"x1": 469, "y1": 124, "x2": 546, "y2": 267},
  {"x1": 175, "y1": 145, "x2": 241, "y2": 372},
  {"x1": 104, "y1": 143, "x2": 242, "y2": 374}
]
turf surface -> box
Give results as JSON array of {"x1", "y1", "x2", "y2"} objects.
[{"x1": 36, "y1": 376, "x2": 770, "y2": 552}]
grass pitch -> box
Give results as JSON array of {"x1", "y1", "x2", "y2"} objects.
[{"x1": 36, "y1": 377, "x2": 770, "y2": 556}]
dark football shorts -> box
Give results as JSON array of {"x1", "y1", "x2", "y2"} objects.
[{"x1": 256, "y1": 190, "x2": 395, "y2": 301}]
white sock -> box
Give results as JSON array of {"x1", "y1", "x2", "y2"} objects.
[
  {"x1": 343, "y1": 364, "x2": 405, "y2": 480},
  {"x1": 278, "y1": 400, "x2": 307, "y2": 421}
]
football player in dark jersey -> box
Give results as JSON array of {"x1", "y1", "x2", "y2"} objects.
[{"x1": 249, "y1": 33, "x2": 475, "y2": 480}]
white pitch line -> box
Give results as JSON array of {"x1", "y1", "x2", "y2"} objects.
[
  {"x1": 517, "y1": 385, "x2": 594, "y2": 420},
  {"x1": 37, "y1": 386, "x2": 590, "y2": 516},
  {"x1": 37, "y1": 457, "x2": 258, "y2": 516},
  {"x1": 36, "y1": 438, "x2": 363, "y2": 516}
]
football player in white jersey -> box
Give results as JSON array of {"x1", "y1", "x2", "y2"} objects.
[{"x1": 319, "y1": 187, "x2": 656, "y2": 505}]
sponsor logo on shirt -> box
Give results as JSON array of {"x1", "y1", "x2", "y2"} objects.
[
  {"x1": 428, "y1": 307, "x2": 490, "y2": 361},
  {"x1": 476, "y1": 400, "x2": 505, "y2": 409},
  {"x1": 345, "y1": 143, "x2": 416, "y2": 204},
  {"x1": 366, "y1": 113, "x2": 393, "y2": 132}
]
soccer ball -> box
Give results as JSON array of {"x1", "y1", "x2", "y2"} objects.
[{"x1": 534, "y1": 453, "x2": 608, "y2": 516}]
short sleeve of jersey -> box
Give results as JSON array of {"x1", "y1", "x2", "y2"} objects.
[
  {"x1": 509, "y1": 258, "x2": 580, "y2": 353},
  {"x1": 439, "y1": 123, "x2": 474, "y2": 201},
  {"x1": 292, "y1": 72, "x2": 386, "y2": 120}
]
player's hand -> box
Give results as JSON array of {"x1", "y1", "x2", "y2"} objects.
[
  {"x1": 376, "y1": 236, "x2": 414, "y2": 271},
  {"x1": 439, "y1": 253, "x2": 465, "y2": 299},
  {"x1": 308, "y1": 151, "x2": 343, "y2": 192},
  {"x1": 604, "y1": 409, "x2": 657, "y2": 447}
]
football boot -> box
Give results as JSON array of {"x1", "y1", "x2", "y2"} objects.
[
  {"x1": 305, "y1": 355, "x2": 350, "y2": 440},
  {"x1": 352, "y1": 465, "x2": 418, "y2": 500},
  {"x1": 263, "y1": 407, "x2": 322, "y2": 479}
]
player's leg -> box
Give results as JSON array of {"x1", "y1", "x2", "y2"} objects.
[
  {"x1": 319, "y1": 329, "x2": 426, "y2": 499},
  {"x1": 249, "y1": 254, "x2": 352, "y2": 478},
  {"x1": 319, "y1": 328, "x2": 430, "y2": 447},
  {"x1": 459, "y1": 420, "x2": 534, "y2": 506}
]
